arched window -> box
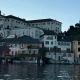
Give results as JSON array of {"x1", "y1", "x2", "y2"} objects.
[
  {"x1": 68, "y1": 54, "x2": 71, "y2": 57},
  {"x1": 63, "y1": 53, "x2": 66, "y2": 57}
]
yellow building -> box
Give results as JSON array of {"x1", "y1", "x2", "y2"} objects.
[{"x1": 72, "y1": 40, "x2": 80, "y2": 62}]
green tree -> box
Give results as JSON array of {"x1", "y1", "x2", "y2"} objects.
[
  {"x1": 39, "y1": 47, "x2": 47, "y2": 58},
  {"x1": 27, "y1": 45, "x2": 32, "y2": 54},
  {"x1": 69, "y1": 25, "x2": 75, "y2": 30},
  {"x1": 53, "y1": 46, "x2": 58, "y2": 63}
]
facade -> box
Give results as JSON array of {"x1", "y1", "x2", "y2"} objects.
[
  {"x1": 6, "y1": 36, "x2": 42, "y2": 56},
  {"x1": 40, "y1": 32, "x2": 74, "y2": 63},
  {"x1": 46, "y1": 52, "x2": 74, "y2": 63},
  {"x1": 0, "y1": 11, "x2": 62, "y2": 38},
  {"x1": 27, "y1": 19, "x2": 62, "y2": 34},
  {"x1": 72, "y1": 39, "x2": 80, "y2": 62},
  {"x1": 0, "y1": 36, "x2": 42, "y2": 61}
]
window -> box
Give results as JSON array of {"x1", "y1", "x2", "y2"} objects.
[
  {"x1": 58, "y1": 42, "x2": 60, "y2": 45},
  {"x1": 43, "y1": 23, "x2": 45, "y2": 25},
  {"x1": 45, "y1": 41, "x2": 49, "y2": 44},
  {"x1": 38, "y1": 50, "x2": 39, "y2": 54},
  {"x1": 63, "y1": 54, "x2": 66, "y2": 57},
  {"x1": 51, "y1": 41, "x2": 53, "y2": 45},
  {"x1": 21, "y1": 44, "x2": 24, "y2": 48},
  {"x1": 16, "y1": 21, "x2": 17, "y2": 23},
  {"x1": 21, "y1": 51, "x2": 24, "y2": 54},
  {"x1": 78, "y1": 48, "x2": 80, "y2": 52},
  {"x1": 24, "y1": 23, "x2": 25, "y2": 25},
  {"x1": 8, "y1": 19, "x2": 9, "y2": 21},
  {"x1": 32, "y1": 24, "x2": 34, "y2": 26},
  {"x1": 5, "y1": 19, "x2": 6, "y2": 21},
  {"x1": 33, "y1": 50, "x2": 35, "y2": 54},
  {"x1": 23, "y1": 32, "x2": 24, "y2": 35},
  {"x1": 68, "y1": 54, "x2": 71, "y2": 57},
  {"x1": 78, "y1": 42, "x2": 80, "y2": 45},
  {"x1": 29, "y1": 50, "x2": 31, "y2": 54},
  {"x1": 15, "y1": 44, "x2": 18, "y2": 47},
  {"x1": 55, "y1": 36, "x2": 56, "y2": 39},
  {"x1": 46, "y1": 36, "x2": 53, "y2": 40}
]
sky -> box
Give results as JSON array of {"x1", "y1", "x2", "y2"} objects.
[{"x1": 0, "y1": 0, "x2": 80, "y2": 32}]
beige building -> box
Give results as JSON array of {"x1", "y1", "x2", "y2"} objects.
[{"x1": 72, "y1": 39, "x2": 80, "y2": 62}]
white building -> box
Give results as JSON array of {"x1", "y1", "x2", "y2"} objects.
[
  {"x1": 0, "y1": 11, "x2": 62, "y2": 38},
  {"x1": 27, "y1": 19, "x2": 62, "y2": 33},
  {"x1": 40, "y1": 32, "x2": 74, "y2": 63}
]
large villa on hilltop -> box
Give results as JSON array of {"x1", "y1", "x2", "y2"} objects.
[{"x1": 0, "y1": 11, "x2": 62, "y2": 38}]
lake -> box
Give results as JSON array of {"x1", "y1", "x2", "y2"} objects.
[{"x1": 0, "y1": 63, "x2": 80, "y2": 80}]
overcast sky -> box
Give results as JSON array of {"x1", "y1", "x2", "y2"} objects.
[{"x1": 0, "y1": 0, "x2": 80, "y2": 32}]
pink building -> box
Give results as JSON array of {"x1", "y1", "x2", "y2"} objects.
[{"x1": 6, "y1": 36, "x2": 42, "y2": 56}]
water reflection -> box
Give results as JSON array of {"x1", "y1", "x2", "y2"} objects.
[{"x1": 0, "y1": 63, "x2": 80, "y2": 80}]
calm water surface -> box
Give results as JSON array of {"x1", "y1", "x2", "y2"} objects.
[{"x1": 0, "y1": 63, "x2": 80, "y2": 80}]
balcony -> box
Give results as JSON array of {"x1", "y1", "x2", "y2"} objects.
[
  {"x1": 31, "y1": 46, "x2": 39, "y2": 49},
  {"x1": 46, "y1": 48, "x2": 73, "y2": 53}
]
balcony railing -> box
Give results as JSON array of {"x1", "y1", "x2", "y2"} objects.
[
  {"x1": 46, "y1": 48, "x2": 73, "y2": 53},
  {"x1": 31, "y1": 46, "x2": 39, "y2": 49}
]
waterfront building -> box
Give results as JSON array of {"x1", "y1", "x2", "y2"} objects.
[
  {"x1": 0, "y1": 35, "x2": 42, "y2": 61},
  {"x1": 40, "y1": 31, "x2": 74, "y2": 63},
  {"x1": 72, "y1": 37, "x2": 80, "y2": 63}
]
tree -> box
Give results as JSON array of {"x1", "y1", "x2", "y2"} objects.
[
  {"x1": 69, "y1": 25, "x2": 75, "y2": 30},
  {"x1": 39, "y1": 47, "x2": 47, "y2": 58},
  {"x1": 53, "y1": 46, "x2": 58, "y2": 63},
  {"x1": 5, "y1": 44, "x2": 10, "y2": 56},
  {"x1": 27, "y1": 45, "x2": 32, "y2": 54}
]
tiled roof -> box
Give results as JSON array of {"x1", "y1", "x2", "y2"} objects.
[
  {"x1": 0, "y1": 36, "x2": 41, "y2": 44},
  {"x1": 18, "y1": 36, "x2": 41, "y2": 44},
  {"x1": 57, "y1": 35, "x2": 71, "y2": 42},
  {"x1": 43, "y1": 30, "x2": 57, "y2": 35},
  {"x1": 5, "y1": 15, "x2": 27, "y2": 22},
  {"x1": 0, "y1": 15, "x2": 62, "y2": 24},
  {"x1": 0, "y1": 15, "x2": 27, "y2": 22},
  {"x1": 27, "y1": 18, "x2": 62, "y2": 23}
]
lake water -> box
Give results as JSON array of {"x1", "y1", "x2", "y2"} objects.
[{"x1": 0, "y1": 63, "x2": 80, "y2": 80}]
